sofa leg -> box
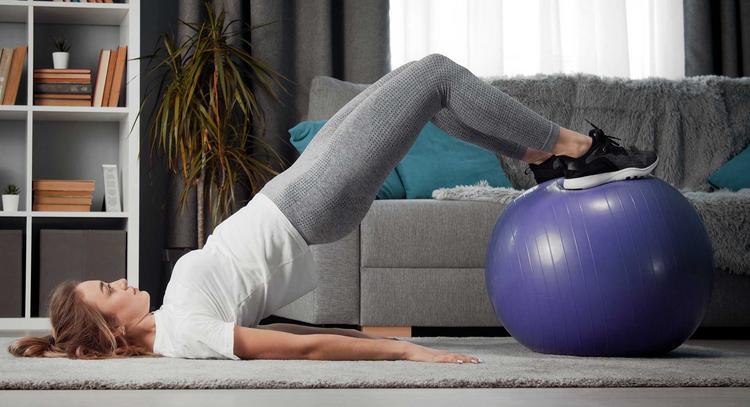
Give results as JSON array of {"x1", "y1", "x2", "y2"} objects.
[{"x1": 361, "y1": 326, "x2": 412, "y2": 338}]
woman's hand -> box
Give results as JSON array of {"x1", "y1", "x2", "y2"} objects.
[{"x1": 403, "y1": 341, "x2": 482, "y2": 364}]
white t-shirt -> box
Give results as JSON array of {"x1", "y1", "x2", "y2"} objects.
[{"x1": 152, "y1": 193, "x2": 319, "y2": 359}]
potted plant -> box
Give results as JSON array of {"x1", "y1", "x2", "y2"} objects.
[
  {"x1": 140, "y1": 2, "x2": 288, "y2": 248},
  {"x1": 2, "y1": 184, "x2": 20, "y2": 212},
  {"x1": 52, "y1": 37, "x2": 70, "y2": 69}
]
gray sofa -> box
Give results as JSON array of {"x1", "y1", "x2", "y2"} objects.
[{"x1": 273, "y1": 74, "x2": 750, "y2": 335}]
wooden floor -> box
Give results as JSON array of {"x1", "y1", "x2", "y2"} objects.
[{"x1": 1, "y1": 388, "x2": 748, "y2": 407}]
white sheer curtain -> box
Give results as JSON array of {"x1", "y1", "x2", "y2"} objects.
[{"x1": 390, "y1": 0, "x2": 685, "y2": 79}]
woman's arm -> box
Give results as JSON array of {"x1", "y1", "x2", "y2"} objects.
[
  {"x1": 258, "y1": 323, "x2": 394, "y2": 340},
  {"x1": 305, "y1": 333, "x2": 481, "y2": 363},
  {"x1": 234, "y1": 325, "x2": 480, "y2": 363},
  {"x1": 234, "y1": 325, "x2": 403, "y2": 360}
]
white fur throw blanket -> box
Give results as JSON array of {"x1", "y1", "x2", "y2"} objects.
[{"x1": 433, "y1": 180, "x2": 750, "y2": 276}]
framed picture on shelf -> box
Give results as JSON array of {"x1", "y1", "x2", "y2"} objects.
[{"x1": 102, "y1": 163, "x2": 121, "y2": 212}]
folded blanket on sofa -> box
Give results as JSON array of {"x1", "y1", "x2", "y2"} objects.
[{"x1": 432, "y1": 180, "x2": 750, "y2": 277}]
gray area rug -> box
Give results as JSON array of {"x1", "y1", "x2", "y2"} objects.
[
  {"x1": 1, "y1": 336, "x2": 748, "y2": 389},
  {"x1": 432, "y1": 181, "x2": 750, "y2": 276}
]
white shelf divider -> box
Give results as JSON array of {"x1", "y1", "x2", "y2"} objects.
[
  {"x1": 32, "y1": 106, "x2": 130, "y2": 121},
  {"x1": 0, "y1": 211, "x2": 27, "y2": 217},
  {"x1": 24, "y1": 4, "x2": 33, "y2": 321},
  {"x1": 0, "y1": 105, "x2": 28, "y2": 120},
  {"x1": 30, "y1": 211, "x2": 129, "y2": 218}
]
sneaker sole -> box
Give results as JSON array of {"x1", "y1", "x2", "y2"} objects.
[{"x1": 563, "y1": 157, "x2": 659, "y2": 190}]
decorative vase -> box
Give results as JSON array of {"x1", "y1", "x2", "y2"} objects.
[
  {"x1": 2, "y1": 194, "x2": 19, "y2": 212},
  {"x1": 52, "y1": 52, "x2": 69, "y2": 69}
]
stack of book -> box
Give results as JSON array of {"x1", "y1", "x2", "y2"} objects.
[
  {"x1": 52, "y1": 1, "x2": 125, "y2": 3},
  {"x1": 32, "y1": 180, "x2": 95, "y2": 212},
  {"x1": 93, "y1": 46, "x2": 127, "y2": 107},
  {"x1": 33, "y1": 69, "x2": 92, "y2": 106},
  {"x1": 0, "y1": 46, "x2": 28, "y2": 105}
]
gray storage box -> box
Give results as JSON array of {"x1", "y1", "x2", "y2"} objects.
[
  {"x1": 0, "y1": 230, "x2": 24, "y2": 317},
  {"x1": 39, "y1": 229, "x2": 126, "y2": 317}
]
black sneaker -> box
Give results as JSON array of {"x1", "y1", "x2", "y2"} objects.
[
  {"x1": 561, "y1": 119, "x2": 659, "y2": 190},
  {"x1": 525, "y1": 154, "x2": 565, "y2": 184}
]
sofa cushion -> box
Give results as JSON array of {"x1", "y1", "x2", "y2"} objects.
[
  {"x1": 396, "y1": 121, "x2": 512, "y2": 198},
  {"x1": 708, "y1": 143, "x2": 750, "y2": 191},
  {"x1": 307, "y1": 76, "x2": 368, "y2": 121},
  {"x1": 361, "y1": 199, "x2": 507, "y2": 268},
  {"x1": 288, "y1": 120, "x2": 406, "y2": 199}
]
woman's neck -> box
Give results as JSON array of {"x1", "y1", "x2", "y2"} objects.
[{"x1": 129, "y1": 311, "x2": 156, "y2": 352}]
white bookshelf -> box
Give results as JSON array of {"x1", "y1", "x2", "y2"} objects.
[{"x1": 0, "y1": 0, "x2": 140, "y2": 330}]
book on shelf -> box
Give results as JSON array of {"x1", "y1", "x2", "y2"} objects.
[
  {"x1": 33, "y1": 68, "x2": 92, "y2": 106},
  {"x1": 32, "y1": 179, "x2": 95, "y2": 212},
  {"x1": 29, "y1": 42, "x2": 136, "y2": 107},
  {"x1": 34, "y1": 69, "x2": 91, "y2": 74},
  {"x1": 101, "y1": 50, "x2": 117, "y2": 105},
  {"x1": 93, "y1": 45, "x2": 127, "y2": 107},
  {"x1": 33, "y1": 179, "x2": 95, "y2": 192},
  {"x1": 108, "y1": 46, "x2": 127, "y2": 107},
  {"x1": 34, "y1": 73, "x2": 90, "y2": 80},
  {"x1": 51, "y1": 1, "x2": 122, "y2": 3},
  {"x1": 0, "y1": 46, "x2": 27, "y2": 105},
  {"x1": 33, "y1": 195, "x2": 93, "y2": 205},
  {"x1": 33, "y1": 204, "x2": 92, "y2": 212},
  {"x1": 35, "y1": 77, "x2": 92, "y2": 84},
  {"x1": 33, "y1": 83, "x2": 93, "y2": 94},
  {"x1": 0, "y1": 49, "x2": 12, "y2": 102},
  {"x1": 34, "y1": 94, "x2": 92, "y2": 100},
  {"x1": 93, "y1": 49, "x2": 110, "y2": 106},
  {"x1": 34, "y1": 189, "x2": 92, "y2": 197},
  {"x1": 34, "y1": 98, "x2": 92, "y2": 107},
  {"x1": 33, "y1": 70, "x2": 91, "y2": 80}
]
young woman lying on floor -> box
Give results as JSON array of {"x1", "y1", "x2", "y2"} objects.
[{"x1": 9, "y1": 53, "x2": 656, "y2": 362}]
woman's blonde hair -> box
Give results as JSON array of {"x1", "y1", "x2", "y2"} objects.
[{"x1": 7, "y1": 280, "x2": 159, "y2": 359}]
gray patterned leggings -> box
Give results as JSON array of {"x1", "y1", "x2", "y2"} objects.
[{"x1": 259, "y1": 53, "x2": 561, "y2": 245}]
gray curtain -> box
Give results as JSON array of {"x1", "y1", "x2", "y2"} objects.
[
  {"x1": 684, "y1": 0, "x2": 750, "y2": 77},
  {"x1": 166, "y1": 0, "x2": 391, "y2": 249}
]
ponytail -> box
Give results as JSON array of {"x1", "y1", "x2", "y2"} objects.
[{"x1": 7, "y1": 334, "x2": 66, "y2": 358}]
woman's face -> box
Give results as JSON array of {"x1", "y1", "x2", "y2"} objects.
[{"x1": 76, "y1": 278, "x2": 150, "y2": 329}]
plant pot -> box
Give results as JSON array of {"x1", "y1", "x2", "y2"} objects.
[
  {"x1": 2, "y1": 194, "x2": 19, "y2": 212},
  {"x1": 52, "y1": 52, "x2": 69, "y2": 69}
]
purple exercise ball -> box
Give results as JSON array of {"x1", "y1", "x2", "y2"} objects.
[{"x1": 485, "y1": 176, "x2": 714, "y2": 357}]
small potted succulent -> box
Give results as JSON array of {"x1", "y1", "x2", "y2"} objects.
[
  {"x1": 52, "y1": 37, "x2": 71, "y2": 69},
  {"x1": 2, "y1": 184, "x2": 20, "y2": 212}
]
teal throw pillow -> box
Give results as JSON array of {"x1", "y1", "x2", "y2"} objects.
[
  {"x1": 708, "y1": 144, "x2": 750, "y2": 191},
  {"x1": 288, "y1": 120, "x2": 406, "y2": 199},
  {"x1": 395, "y1": 121, "x2": 512, "y2": 198}
]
